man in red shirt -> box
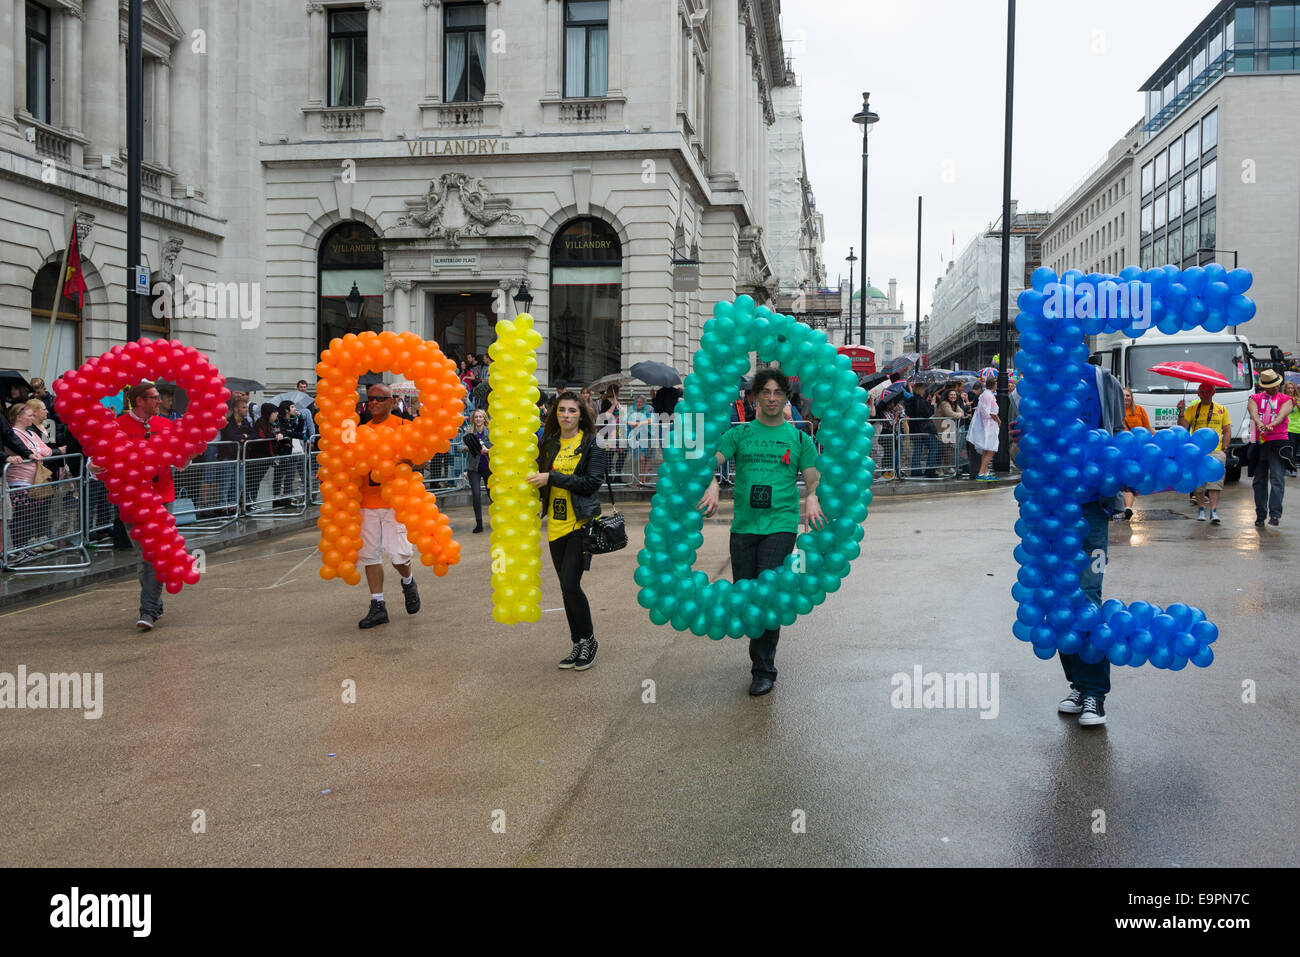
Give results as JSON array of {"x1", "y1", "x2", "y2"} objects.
[
  {"x1": 88, "y1": 382, "x2": 191, "y2": 630},
  {"x1": 356, "y1": 383, "x2": 423, "y2": 629}
]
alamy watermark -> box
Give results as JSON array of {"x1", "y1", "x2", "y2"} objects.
[
  {"x1": 0, "y1": 666, "x2": 103, "y2": 719},
  {"x1": 594, "y1": 411, "x2": 706, "y2": 459},
  {"x1": 890, "y1": 665, "x2": 999, "y2": 719},
  {"x1": 151, "y1": 272, "x2": 261, "y2": 329},
  {"x1": 1042, "y1": 278, "x2": 1152, "y2": 326}
]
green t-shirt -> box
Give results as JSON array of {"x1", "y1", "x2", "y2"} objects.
[{"x1": 718, "y1": 420, "x2": 819, "y2": 535}]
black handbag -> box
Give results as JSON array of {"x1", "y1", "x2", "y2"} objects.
[{"x1": 585, "y1": 471, "x2": 627, "y2": 555}]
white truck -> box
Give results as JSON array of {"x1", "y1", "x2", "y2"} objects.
[{"x1": 1090, "y1": 331, "x2": 1257, "y2": 483}]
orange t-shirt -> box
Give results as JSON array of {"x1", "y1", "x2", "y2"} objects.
[
  {"x1": 358, "y1": 415, "x2": 407, "y2": 509},
  {"x1": 1123, "y1": 405, "x2": 1151, "y2": 431}
]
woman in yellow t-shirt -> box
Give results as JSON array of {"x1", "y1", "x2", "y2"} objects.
[
  {"x1": 529, "y1": 392, "x2": 607, "y2": 671},
  {"x1": 1120, "y1": 388, "x2": 1152, "y2": 520}
]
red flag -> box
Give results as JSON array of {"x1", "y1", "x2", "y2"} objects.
[{"x1": 63, "y1": 227, "x2": 87, "y2": 309}]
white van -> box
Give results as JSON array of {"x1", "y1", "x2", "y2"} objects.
[{"x1": 1090, "y1": 331, "x2": 1255, "y2": 482}]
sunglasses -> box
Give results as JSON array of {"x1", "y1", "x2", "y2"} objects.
[{"x1": 366, "y1": 396, "x2": 392, "y2": 403}]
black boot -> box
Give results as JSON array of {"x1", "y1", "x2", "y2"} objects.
[{"x1": 358, "y1": 599, "x2": 389, "y2": 629}]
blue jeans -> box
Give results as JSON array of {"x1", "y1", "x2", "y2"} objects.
[
  {"x1": 1252, "y1": 440, "x2": 1287, "y2": 521},
  {"x1": 1058, "y1": 501, "x2": 1111, "y2": 698},
  {"x1": 136, "y1": 501, "x2": 174, "y2": 618}
]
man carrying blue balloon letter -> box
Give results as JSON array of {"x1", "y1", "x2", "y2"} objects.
[{"x1": 697, "y1": 369, "x2": 826, "y2": 696}]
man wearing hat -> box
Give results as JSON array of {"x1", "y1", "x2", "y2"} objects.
[
  {"x1": 1248, "y1": 370, "x2": 1294, "y2": 527},
  {"x1": 1178, "y1": 382, "x2": 1232, "y2": 525}
]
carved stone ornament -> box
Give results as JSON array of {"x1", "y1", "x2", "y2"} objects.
[
  {"x1": 397, "y1": 172, "x2": 524, "y2": 247},
  {"x1": 74, "y1": 212, "x2": 96, "y2": 245},
  {"x1": 159, "y1": 236, "x2": 184, "y2": 282}
]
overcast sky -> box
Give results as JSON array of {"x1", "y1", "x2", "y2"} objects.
[{"x1": 781, "y1": 0, "x2": 1208, "y2": 319}]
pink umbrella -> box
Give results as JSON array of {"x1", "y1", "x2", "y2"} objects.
[{"x1": 1147, "y1": 361, "x2": 1230, "y2": 388}]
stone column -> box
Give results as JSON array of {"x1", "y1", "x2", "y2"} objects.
[
  {"x1": 0, "y1": 2, "x2": 17, "y2": 131},
  {"x1": 154, "y1": 56, "x2": 170, "y2": 169},
  {"x1": 62, "y1": 6, "x2": 84, "y2": 134},
  {"x1": 544, "y1": 0, "x2": 561, "y2": 97},
  {"x1": 708, "y1": 0, "x2": 738, "y2": 187},
  {"x1": 605, "y1": 0, "x2": 622, "y2": 95},
  {"x1": 169, "y1": 0, "x2": 202, "y2": 196},
  {"x1": 117, "y1": 31, "x2": 127, "y2": 159},
  {"x1": 364, "y1": 0, "x2": 382, "y2": 107},
  {"x1": 483, "y1": 0, "x2": 501, "y2": 101},
  {"x1": 422, "y1": 0, "x2": 442, "y2": 103},
  {"x1": 13, "y1": 0, "x2": 26, "y2": 119},
  {"x1": 306, "y1": 1, "x2": 324, "y2": 106}
]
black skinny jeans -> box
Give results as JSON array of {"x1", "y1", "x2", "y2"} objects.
[
  {"x1": 549, "y1": 528, "x2": 593, "y2": 643},
  {"x1": 730, "y1": 531, "x2": 797, "y2": 679},
  {"x1": 468, "y1": 469, "x2": 490, "y2": 528}
]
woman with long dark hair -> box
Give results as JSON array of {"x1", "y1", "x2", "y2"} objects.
[
  {"x1": 529, "y1": 391, "x2": 606, "y2": 671},
  {"x1": 247, "y1": 403, "x2": 280, "y2": 509}
]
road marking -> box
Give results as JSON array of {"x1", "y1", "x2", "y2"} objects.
[
  {"x1": 263, "y1": 549, "x2": 319, "y2": 589},
  {"x1": 0, "y1": 586, "x2": 127, "y2": 619}
]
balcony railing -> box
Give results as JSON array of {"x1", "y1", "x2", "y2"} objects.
[
  {"x1": 321, "y1": 109, "x2": 367, "y2": 132},
  {"x1": 34, "y1": 126, "x2": 73, "y2": 163}
]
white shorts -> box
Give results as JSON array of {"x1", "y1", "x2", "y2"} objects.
[{"x1": 359, "y1": 507, "x2": 413, "y2": 566}]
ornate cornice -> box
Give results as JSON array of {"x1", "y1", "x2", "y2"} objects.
[{"x1": 75, "y1": 212, "x2": 95, "y2": 245}]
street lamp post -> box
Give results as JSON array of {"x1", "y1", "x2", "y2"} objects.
[
  {"x1": 513, "y1": 278, "x2": 533, "y2": 315},
  {"x1": 845, "y1": 247, "x2": 857, "y2": 346},
  {"x1": 852, "y1": 93, "x2": 879, "y2": 347},
  {"x1": 993, "y1": 0, "x2": 1016, "y2": 473},
  {"x1": 344, "y1": 281, "x2": 364, "y2": 334}
]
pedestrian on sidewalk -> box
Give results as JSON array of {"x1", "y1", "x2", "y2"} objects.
[
  {"x1": 1248, "y1": 369, "x2": 1294, "y2": 527},
  {"x1": 935, "y1": 386, "x2": 966, "y2": 474},
  {"x1": 967, "y1": 376, "x2": 1001, "y2": 480},
  {"x1": 1284, "y1": 382, "x2": 1300, "y2": 478},
  {"x1": 355, "y1": 384, "x2": 423, "y2": 629},
  {"x1": 1057, "y1": 363, "x2": 1125, "y2": 727},
  {"x1": 696, "y1": 369, "x2": 825, "y2": 697},
  {"x1": 530, "y1": 391, "x2": 606, "y2": 671},
  {"x1": 1177, "y1": 383, "x2": 1231, "y2": 525},
  {"x1": 85, "y1": 383, "x2": 194, "y2": 630},
  {"x1": 461, "y1": 408, "x2": 492, "y2": 533},
  {"x1": 1120, "y1": 387, "x2": 1152, "y2": 520}
]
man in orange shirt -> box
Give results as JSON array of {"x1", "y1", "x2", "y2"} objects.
[{"x1": 356, "y1": 383, "x2": 423, "y2": 629}]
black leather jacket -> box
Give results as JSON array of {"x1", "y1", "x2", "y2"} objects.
[{"x1": 537, "y1": 430, "x2": 606, "y2": 520}]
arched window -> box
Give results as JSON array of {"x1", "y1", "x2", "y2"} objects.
[
  {"x1": 318, "y1": 221, "x2": 384, "y2": 358},
  {"x1": 550, "y1": 217, "x2": 621, "y2": 384},
  {"x1": 29, "y1": 261, "x2": 82, "y2": 382}
]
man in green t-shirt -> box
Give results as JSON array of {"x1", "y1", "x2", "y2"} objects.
[{"x1": 697, "y1": 369, "x2": 825, "y2": 696}]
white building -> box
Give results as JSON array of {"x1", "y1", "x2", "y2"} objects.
[
  {"x1": 766, "y1": 63, "x2": 824, "y2": 296},
  {"x1": 828, "y1": 277, "x2": 905, "y2": 359},
  {"x1": 1130, "y1": 0, "x2": 1300, "y2": 355},
  {"x1": 2, "y1": 0, "x2": 791, "y2": 392},
  {"x1": 1039, "y1": 123, "x2": 1140, "y2": 278}
]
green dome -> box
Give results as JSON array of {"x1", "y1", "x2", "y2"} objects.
[{"x1": 852, "y1": 285, "x2": 887, "y2": 300}]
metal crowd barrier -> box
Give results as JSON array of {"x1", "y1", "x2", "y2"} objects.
[
  {"x1": 242, "y1": 443, "x2": 308, "y2": 519},
  {"x1": 171, "y1": 440, "x2": 241, "y2": 534},
  {"x1": 897, "y1": 417, "x2": 965, "y2": 480},
  {"x1": 2, "y1": 454, "x2": 91, "y2": 572}
]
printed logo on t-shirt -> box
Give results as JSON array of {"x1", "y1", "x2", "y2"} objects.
[
  {"x1": 552, "y1": 497, "x2": 568, "y2": 521},
  {"x1": 780, "y1": 448, "x2": 791, "y2": 465},
  {"x1": 750, "y1": 484, "x2": 773, "y2": 509}
]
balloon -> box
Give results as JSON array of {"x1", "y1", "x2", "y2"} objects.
[
  {"x1": 54, "y1": 338, "x2": 227, "y2": 593},
  {"x1": 1011, "y1": 260, "x2": 1253, "y2": 670},
  {"x1": 314, "y1": 330, "x2": 463, "y2": 586},
  {"x1": 488, "y1": 315, "x2": 544, "y2": 625},
  {"x1": 636, "y1": 296, "x2": 872, "y2": 639}
]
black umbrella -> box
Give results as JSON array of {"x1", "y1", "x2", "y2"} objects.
[
  {"x1": 223, "y1": 377, "x2": 266, "y2": 393},
  {"x1": 858, "y1": 370, "x2": 890, "y2": 391},
  {"x1": 0, "y1": 370, "x2": 33, "y2": 403},
  {"x1": 630, "y1": 361, "x2": 681, "y2": 387},
  {"x1": 911, "y1": 369, "x2": 951, "y2": 387},
  {"x1": 877, "y1": 382, "x2": 908, "y2": 408},
  {"x1": 881, "y1": 353, "x2": 924, "y2": 378}
]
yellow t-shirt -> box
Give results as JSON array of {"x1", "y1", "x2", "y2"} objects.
[
  {"x1": 1182, "y1": 401, "x2": 1229, "y2": 453},
  {"x1": 547, "y1": 435, "x2": 586, "y2": 542}
]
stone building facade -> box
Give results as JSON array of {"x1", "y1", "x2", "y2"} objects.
[{"x1": 2, "y1": 0, "x2": 791, "y2": 392}]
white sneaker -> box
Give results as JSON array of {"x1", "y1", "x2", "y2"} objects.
[
  {"x1": 1210, "y1": 510, "x2": 1221, "y2": 525},
  {"x1": 1196, "y1": 507, "x2": 1207, "y2": 521}
]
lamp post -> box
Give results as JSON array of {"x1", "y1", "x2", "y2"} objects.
[
  {"x1": 513, "y1": 277, "x2": 533, "y2": 315},
  {"x1": 852, "y1": 93, "x2": 879, "y2": 348},
  {"x1": 344, "y1": 281, "x2": 364, "y2": 333},
  {"x1": 993, "y1": 0, "x2": 1016, "y2": 474},
  {"x1": 126, "y1": 0, "x2": 143, "y2": 341},
  {"x1": 845, "y1": 247, "x2": 857, "y2": 346}
]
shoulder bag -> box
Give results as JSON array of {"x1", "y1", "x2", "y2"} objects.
[{"x1": 585, "y1": 470, "x2": 627, "y2": 555}]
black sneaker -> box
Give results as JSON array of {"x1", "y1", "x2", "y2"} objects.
[
  {"x1": 1269, "y1": 517, "x2": 1280, "y2": 527},
  {"x1": 1255, "y1": 516, "x2": 1266, "y2": 527},
  {"x1": 1058, "y1": 688, "x2": 1084, "y2": 714},
  {"x1": 558, "y1": 643, "x2": 583, "y2": 669},
  {"x1": 136, "y1": 614, "x2": 157, "y2": 631},
  {"x1": 401, "y1": 578, "x2": 421, "y2": 614},
  {"x1": 358, "y1": 599, "x2": 389, "y2": 629},
  {"x1": 574, "y1": 637, "x2": 598, "y2": 671},
  {"x1": 1124, "y1": 507, "x2": 1133, "y2": 521},
  {"x1": 1079, "y1": 695, "x2": 1107, "y2": 727}
]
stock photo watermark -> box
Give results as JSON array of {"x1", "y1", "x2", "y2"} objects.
[
  {"x1": 890, "y1": 665, "x2": 999, "y2": 719},
  {"x1": 151, "y1": 273, "x2": 261, "y2": 329},
  {"x1": 0, "y1": 666, "x2": 103, "y2": 719}
]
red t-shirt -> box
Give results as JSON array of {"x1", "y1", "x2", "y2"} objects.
[{"x1": 115, "y1": 412, "x2": 176, "y2": 503}]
